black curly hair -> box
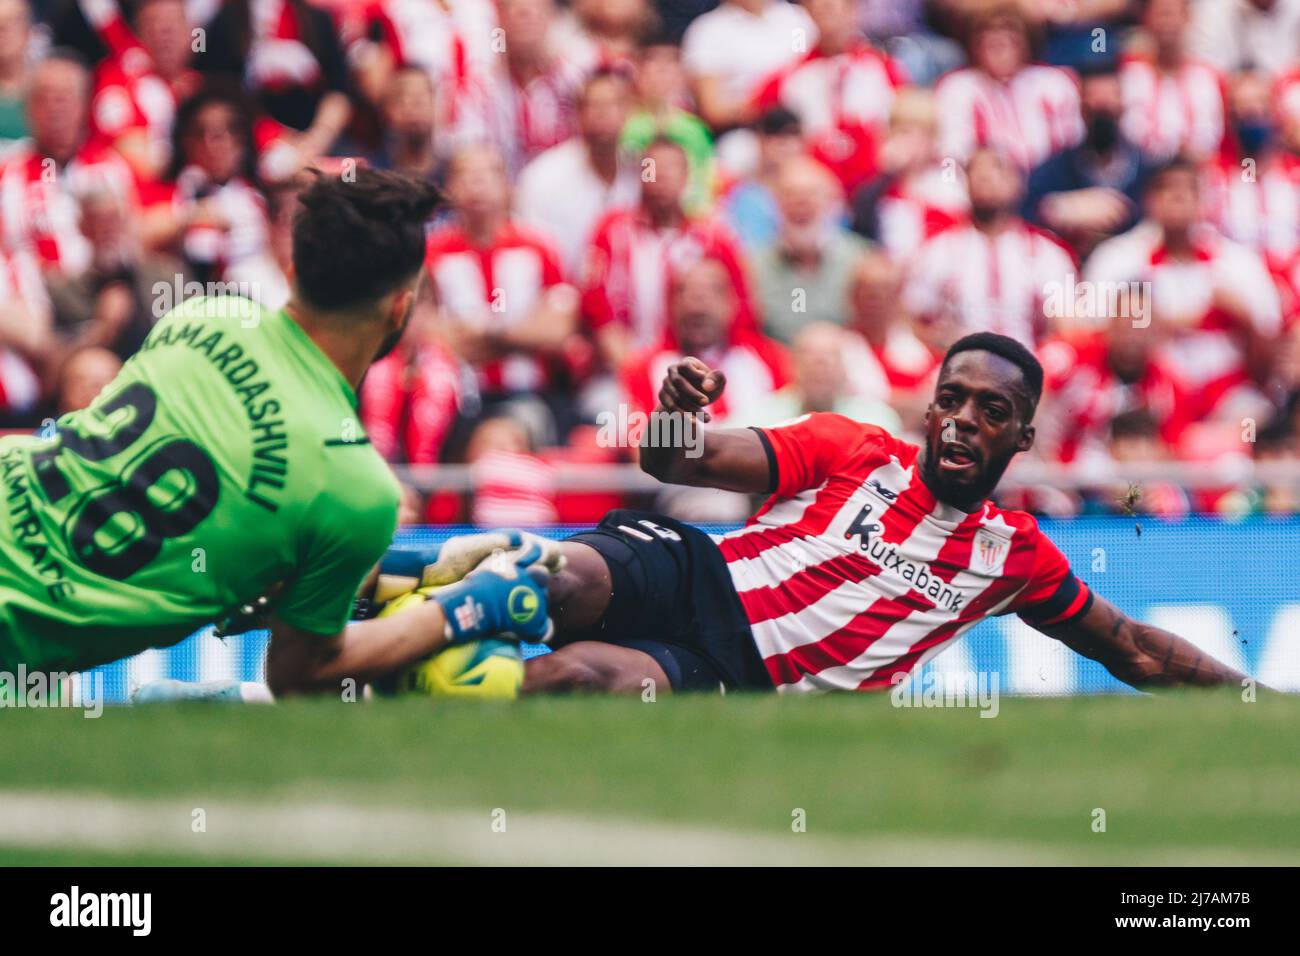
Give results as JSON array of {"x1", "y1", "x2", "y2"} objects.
[{"x1": 291, "y1": 167, "x2": 440, "y2": 312}]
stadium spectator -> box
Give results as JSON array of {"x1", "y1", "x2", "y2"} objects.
[
  {"x1": 622, "y1": 255, "x2": 788, "y2": 418},
  {"x1": 841, "y1": 251, "x2": 940, "y2": 429},
  {"x1": 1189, "y1": 0, "x2": 1300, "y2": 78},
  {"x1": 719, "y1": 106, "x2": 805, "y2": 250},
  {"x1": 755, "y1": 154, "x2": 871, "y2": 341},
  {"x1": 465, "y1": 414, "x2": 560, "y2": 526},
  {"x1": 1204, "y1": 69, "x2": 1300, "y2": 321},
  {"x1": 515, "y1": 67, "x2": 640, "y2": 275},
  {"x1": 680, "y1": 0, "x2": 815, "y2": 132},
  {"x1": 428, "y1": 142, "x2": 579, "y2": 445},
  {"x1": 448, "y1": 0, "x2": 588, "y2": 176},
  {"x1": 0, "y1": 243, "x2": 48, "y2": 424},
  {"x1": 933, "y1": 5, "x2": 1083, "y2": 171},
  {"x1": 853, "y1": 0, "x2": 964, "y2": 86},
  {"x1": 904, "y1": 148, "x2": 1076, "y2": 347},
  {"x1": 751, "y1": 0, "x2": 907, "y2": 193},
  {"x1": 193, "y1": 0, "x2": 353, "y2": 173},
  {"x1": 139, "y1": 84, "x2": 286, "y2": 305},
  {"x1": 622, "y1": 253, "x2": 789, "y2": 520},
  {"x1": 564, "y1": 0, "x2": 656, "y2": 68},
  {"x1": 620, "y1": 30, "x2": 715, "y2": 215},
  {"x1": 345, "y1": 0, "x2": 498, "y2": 115},
  {"x1": 1102, "y1": 407, "x2": 1192, "y2": 516},
  {"x1": 1119, "y1": 0, "x2": 1227, "y2": 163},
  {"x1": 0, "y1": 51, "x2": 136, "y2": 276},
  {"x1": 1036, "y1": 299, "x2": 1192, "y2": 465},
  {"x1": 47, "y1": 343, "x2": 121, "y2": 416},
  {"x1": 1023, "y1": 0, "x2": 1132, "y2": 72},
  {"x1": 1022, "y1": 55, "x2": 1152, "y2": 258},
  {"x1": 1084, "y1": 158, "x2": 1282, "y2": 427},
  {"x1": 581, "y1": 137, "x2": 754, "y2": 370},
  {"x1": 366, "y1": 65, "x2": 440, "y2": 184},
  {"x1": 88, "y1": 0, "x2": 201, "y2": 182},
  {"x1": 0, "y1": 0, "x2": 33, "y2": 149},
  {"x1": 749, "y1": 319, "x2": 902, "y2": 432},
  {"x1": 849, "y1": 87, "x2": 967, "y2": 261},
  {"x1": 45, "y1": 186, "x2": 181, "y2": 362}
]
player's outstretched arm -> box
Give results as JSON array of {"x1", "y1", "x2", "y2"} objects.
[
  {"x1": 266, "y1": 601, "x2": 452, "y2": 697},
  {"x1": 266, "y1": 555, "x2": 554, "y2": 697},
  {"x1": 637, "y1": 356, "x2": 772, "y2": 493},
  {"x1": 1038, "y1": 593, "x2": 1249, "y2": 689}
]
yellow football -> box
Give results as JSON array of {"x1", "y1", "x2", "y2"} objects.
[{"x1": 370, "y1": 587, "x2": 525, "y2": 699}]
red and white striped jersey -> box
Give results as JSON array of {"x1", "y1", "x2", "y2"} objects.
[
  {"x1": 580, "y1": 208, "x2": 756, "y2": 350},
  {"x1": 621, "y1": 332, "x2": 790, "y2": 422},
  {"x1": 90, "y1": 53, "x2": 200, "y2": 177},
  {"x1": 0, "y1": 246, "x2": 46, "y2": 414},
  {"x1": 425, "y1": 221, "x2": 574, "y2": 394},
  {"x1": 751, "y1": 40, "x2": 907, "y2": 190},
  {"x1": 719, "y1": 414, "x2": 1091, "y2": 693},
  {"x1": 445, "y1": 52, "x2": 589, "y2": 176},
  {"x1": 471, "y1": 449, "x2": 558, "y2": 527},
  {"x1": 0, "y1": 140, "x2": 136, "y2": 274},
  {"x1": 871, "y1": 167, "x2": 967, "y2": 261},
  {"x1": 1083, "y1": 222, "x2": 1281, "y2": 411},
  {"x1": 1119, "y1": 55, "x2": 1227, "y2": 163},
  {"x1": 902, "y1": 218, "x2": 1076, "y2": 347},
  {"x1": 1037, "y1": 331, "x2": 1190, "y2": 463},
  {"x1": 933, "y1": 65, "x2": 1083, "y2": 170}
]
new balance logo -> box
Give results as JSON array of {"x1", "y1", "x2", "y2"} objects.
[
  {"x1": 454, "y1": 597, "x2": 485, "y2": 634},
  {"x1": 867, "y1": 478, "x2": 898, "y2": 501}
]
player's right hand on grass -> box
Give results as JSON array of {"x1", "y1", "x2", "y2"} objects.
[
  {"x1": 431, "y1": 549, "x2": 554, "y2": 646},
  {"x1": 658, "y1": 357, "x2": 726, "y2": 422}
]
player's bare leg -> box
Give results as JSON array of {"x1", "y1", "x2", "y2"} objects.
[
  {"x1": 523, "y1": 641, "x2": 670, "y2": 695},
  {"x1": 523, "y1": 541, "x2": 673, "y2": 695}
]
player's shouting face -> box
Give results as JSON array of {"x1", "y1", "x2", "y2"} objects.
[{"x1": 921, "y1": 347, "x2": 1037, "y2": 511}]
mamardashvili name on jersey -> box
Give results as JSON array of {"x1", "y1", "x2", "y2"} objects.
[
  {"x1": 0, "y1": 295, "x2": 399, "y2": 673},
  {"x1": 719, "y1": 414, "x2": 1091, "y2": 694}
]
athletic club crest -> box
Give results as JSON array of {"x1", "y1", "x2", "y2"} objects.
[{"x1": 972, "y1": 528, "x2": 1010, "y2": 576}]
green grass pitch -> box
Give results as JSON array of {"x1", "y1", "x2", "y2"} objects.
[{"x1": 1, "y1": 690, "x2": 1297, "y2": 865}]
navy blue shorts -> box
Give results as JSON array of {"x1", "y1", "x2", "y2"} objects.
[{"x1": 558, "y1": 510, "x2": 772, "y2": 693}]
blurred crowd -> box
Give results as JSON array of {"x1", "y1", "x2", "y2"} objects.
[{"x1": 3, "y1": 0, "x2": 1300, "y2": 524}]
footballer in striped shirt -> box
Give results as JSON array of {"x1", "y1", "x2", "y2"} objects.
[{"x1": 462, "y1": 331, "x2": 1246, "y2": 695}]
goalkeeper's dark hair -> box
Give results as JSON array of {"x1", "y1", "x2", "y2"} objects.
[
  {"x1": 942, "y1": 331, "x2": 1044, "y2": 418},
  {"x1": 291, "y1": 168, "x2": 440, "y2": 312}
]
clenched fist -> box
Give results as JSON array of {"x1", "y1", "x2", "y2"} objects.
[{"x1": 657, "y1": 356, "x2": 727, "y2": 422}]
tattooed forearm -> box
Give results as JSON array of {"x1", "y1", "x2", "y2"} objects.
[{"x1": 1045, "y1": 595, "x2": 1246, "y2": 689}]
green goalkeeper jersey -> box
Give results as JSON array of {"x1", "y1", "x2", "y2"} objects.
[{"x1": 0, "y1": 296, "x2": 400, "y2": 672}]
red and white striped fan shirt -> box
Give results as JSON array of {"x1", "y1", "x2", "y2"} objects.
[
  {"x1": 0, "y1": 140, "x2": 136, "y2": 274},
  {"x1": 425, "y1": 221, "x2": 573, "y2": 393},
  {"x1": 1083, "y1": 222, "x2": 1281, "y2": 413},
  {"x1": 933, "y1": 65, "x2": 1083, "y2": 170},
  {"x1": 719, "y1": 414, "x2": 1091, "y2": 693},
  {"x1": 903, "y1": 218, "x2": 1076, "y2": 347},
  {"x1": 751, "y1": 40, "x2": 907, "y2": 190},
  {"x1": 1118, "y1": 55, "x2": 1227, "y2": 163}
]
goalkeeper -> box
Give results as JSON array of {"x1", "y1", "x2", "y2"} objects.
[{"x1": 0, "y1": 169, "x2": 552, "y2": 695}]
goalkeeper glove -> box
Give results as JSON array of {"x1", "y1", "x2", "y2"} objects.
[
  {"x1": 376, "y1": 529, "x2": 564, "y2": 603},
  {"x1": 431, "y1": 548, "x2": 555, "y2": 645}
]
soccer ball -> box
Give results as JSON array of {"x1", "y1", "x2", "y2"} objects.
[{"x1": 370, "y1": 588, "x2": 525, "y2": 699}]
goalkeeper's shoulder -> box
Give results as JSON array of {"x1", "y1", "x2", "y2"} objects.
[{"x1": 305, "y1": 442, "x2": 402, "y2": 546}]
